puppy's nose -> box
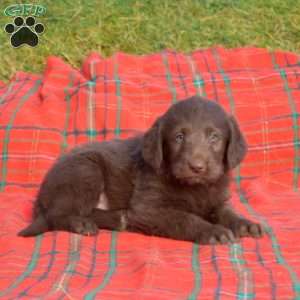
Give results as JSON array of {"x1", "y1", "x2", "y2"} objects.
[{"x1": 188, "y1": 160, "x2": 206, "y2": 174}]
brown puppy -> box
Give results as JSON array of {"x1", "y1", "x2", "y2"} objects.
[{"x1": 19, "y1": 96, "x2": 264, "y2": 244}]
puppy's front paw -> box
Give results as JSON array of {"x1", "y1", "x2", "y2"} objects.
[
  {"x1": 231, "y1": 219, "x2": 264, "y2": 239},
  {"x1": 199, "y1": 225, "x2": 237, "y2": 245},
  {"x1": 70, "y1": 217, "x2": 98, "y2": 236}
]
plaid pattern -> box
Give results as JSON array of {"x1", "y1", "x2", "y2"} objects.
[{"x1": 0, "y1": 47, "x2": 300, "y2": 299}]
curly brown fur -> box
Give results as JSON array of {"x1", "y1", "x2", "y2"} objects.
[{"x1": 18, "y1": 96, "x2": 264, "y2": 244}]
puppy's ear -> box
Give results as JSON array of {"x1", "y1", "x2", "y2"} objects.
[
  {"x1": 142, "y1": 118, "x2": 163, "y2": 172},
  {"x1": 226, "y1": 115, "x2": 248, "y2": 169}
]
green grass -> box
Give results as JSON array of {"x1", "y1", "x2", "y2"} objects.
[{"x1": 0, "y1": 0, "x2": 299, "y2": 82}]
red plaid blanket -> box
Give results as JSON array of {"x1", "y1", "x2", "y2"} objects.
[{"x1": 0, "y1": 47, "x2": 299, "y2": 299}]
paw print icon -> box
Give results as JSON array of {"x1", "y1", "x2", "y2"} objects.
[{"x1": 4, "y1": 16, "x2": 45, "y2": 48}]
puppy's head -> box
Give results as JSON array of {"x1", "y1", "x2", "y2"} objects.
[{"x1": 142, "y1": 96, "x2": 247, "y2": 185}]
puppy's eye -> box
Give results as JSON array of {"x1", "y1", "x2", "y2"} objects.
[
  {"x1": 209, "y1": 132, "x2": 220, "y2": 143},
  {"x1": 175, "y1": 132, "x2": 184, "y2": 143}
]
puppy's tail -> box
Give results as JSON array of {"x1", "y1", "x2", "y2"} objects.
[{"x1": 18, "y1": 214, "x2": 49, "y2": 237}]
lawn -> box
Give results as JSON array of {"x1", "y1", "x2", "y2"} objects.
[{"x1": 0, "y1": 0, "x2": 299, "y2": 82}]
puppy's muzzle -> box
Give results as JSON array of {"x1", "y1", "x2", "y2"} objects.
[{"x1": 187, "y1": 159, "x2": 207, "y2": 175}]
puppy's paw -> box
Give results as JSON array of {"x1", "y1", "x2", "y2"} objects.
[
  {"x1": 70, "y1": 217, "x2": 98, "y2": 236},
  {"x1": 231, "y1": 219, "x2": 264, "y2": 239},
  {"x1": 199, "y1": 225, "x2": 237, "y2": 245}
]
